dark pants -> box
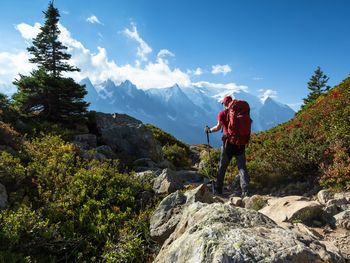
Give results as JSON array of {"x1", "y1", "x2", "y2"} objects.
[{"x1": 216, "y1": 144, "x2": 249, "y2": 194}]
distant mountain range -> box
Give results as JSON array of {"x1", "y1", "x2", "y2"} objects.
[{"x1": 81, "y1": 78, "x2": 295, "y2": 146}]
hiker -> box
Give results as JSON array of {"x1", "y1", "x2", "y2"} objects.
[{"x1": 204, "y1": 95, "x2": 250, "y2": 197}]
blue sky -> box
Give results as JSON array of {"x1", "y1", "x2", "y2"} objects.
[{"x1": 0, "y1": 0, "x2": 349, "y2": 110}]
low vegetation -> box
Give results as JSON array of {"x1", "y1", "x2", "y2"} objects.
[{"x1": 0, "y1": 134, "x2": 157, "y2": 262}]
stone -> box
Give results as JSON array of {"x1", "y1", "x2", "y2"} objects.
[
  {"x1": 0, "y1": 183, "x2": 8, "y2": 209},
  {"x1": 334, "y1": 210, "x2": 350, "y2": 230},
  {"x1": 95, "y1": 112, "x2": 163, "y2": 162},
  {"x1": 156, "y1": 159, "x2": 176, "y2": 170},
  {"x1": 244, "y1": 194, "x2": 269, "y2": 210},
  {"x1": 95, "y1": 145, "x2": 117, "y2": 159},
  {"x1": 73, "y1": 134, "x2": 97, "y2": 148},
  {"x1": 154, "y1": 202, "x2": 343, "y2": 263},
  {"x1": 175, "y1": 170, "x2": 203, "y2": 184},
  {"x1": 228, "y1": 197, "x2": 243, "y2": 207},
  {"x1": 153, "y1": 169, "x2": 184, "y2": 194},
  {"x1": 150, "y1": 184, "x2": 214, "y2": 245},
  {"x1": 317, "y1": 189, "x2": 335, "y2": 205},
  {"x1": 133, "y1": 158, "x2": 157, "y2": 168},
  {"x1": 259, "y1": 195, "x2": 325, "y2": 225},
  {"x1": 334, "y1": 192, "x2": 350, "y2": 202}
]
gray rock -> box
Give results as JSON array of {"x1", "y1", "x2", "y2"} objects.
[
  {"x1": 74, "y1": 133, "x2": 97, "y2": 148},
  {"x1": 334, "y1": 210, "x2": 350, "y2": 230},
  {"x1": 150, "y1": 191, "x2": 187, "y2": 244},
  {"x1": 153, "y1": 169, "x2": 184, "y2": 194},
  {"x1": 244, "y1": 195, "x2": 269, "y2": 210},
  {"x1": 133, "y1": 158, "x2": 157, "y2": 168},
  {"x1": 156, "y1": 159, "x2": 176, "y2": 170},
  {"x1": 81, "y1": 150, "x2": 106, "y2": 160},
  {"x1": 95, "y1": 145, "x2": 116, "y2": 159},
  {"x1": 150, "y1": 184, "x2": 214, "y2": 244},
  {"x1": 0, "y1": 183, "x2": 8, "y2": 209},
  {"x1": 259, "y1": 195, "x2": 325, "y2": 225},
  {"x1": 95, "y1": 112, "x2": 163, "y2": 162},
  {"x1": 155, "y1": 202, "x2": 344, "y2": 263},
  {"x1": 317, "y1": 189, "x2": 334, "y2": 205},
  {"x1": 175, "y1": 170, "x2": 203, "y2": 184},
  {"x1": 334, "y1": 192, "x2": 350, "y2": 202}
]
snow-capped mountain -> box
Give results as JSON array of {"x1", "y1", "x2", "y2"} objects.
[{"x1": 81, "y1": 78, "x2": 295, "y2": 146}]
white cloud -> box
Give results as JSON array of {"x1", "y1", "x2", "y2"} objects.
[
  {"x1": 211, "y1": 64, "x2": 231, "y2": 75},
  {"x1": 86, "y1": 15, "x2": 103, "y2": 25},
  {"x1": 253, "y1": 77, "x2": 264, "y2": 80},
  {"x1": 15, "y1": 22, "x2": 41, "y2": 39},
  {"x1": 258, "y1": 89, "x2": 278, "y2": 101},
  {"x1": 0, "y1": 51, "x2": 35, "y2": 94},
  {"x1": 287, "y1": 102, "x2": 302, "y2": 111},
  {"x1": 193, "y1": 81, "x2": 248, "y2": 92},
  {"x1": 2, "y1": 22, "x2": 252, "y2": 95},
  {"x1": 157, "y1": 49, "x2": 174, "y2": 58},
  {"x1": 123, "y1": 23, "x2": 152, "y2": 62},
  {"x1": 188, "y1": 67, "x2": 203, "y2": 76}
]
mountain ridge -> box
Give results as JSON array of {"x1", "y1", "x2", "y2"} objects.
[{"x1": 82, "y1": 78, "x2": 295, "y2": 146}]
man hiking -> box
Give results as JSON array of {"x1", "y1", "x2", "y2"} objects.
[{"x1": 205, "y1": 95, "x2": 250, "y2": 197}]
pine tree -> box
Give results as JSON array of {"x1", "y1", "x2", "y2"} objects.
[
  {"x1": 13, "y1": 1, "x2": 88, "y2": 122},
  {"x1": 27, "y1": 2, "x2": 79, "y2": 77},
  {"x1": 302, "y1": 66, "x2": 331, "y2": 109}
]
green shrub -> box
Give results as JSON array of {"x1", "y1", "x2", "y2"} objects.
[
  {"x1": 0, "y1": 134, "x2": 158, "y2": 262},
  {"x1": 163, "y1": 144, "x2": 191, "y2": 168}
]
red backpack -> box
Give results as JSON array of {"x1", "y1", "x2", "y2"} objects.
[{"x1": 226, "y1": 99, "x2": 252, "y2": 145}]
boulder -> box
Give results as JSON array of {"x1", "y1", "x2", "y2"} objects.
[
  {"x1": 95, "y1": 145, "x2": 117, "y2": 159},
  {"x1": 259, "y1": 195, "x2": 325, "y2": 225},
  {"x1": 244, "y1": 194, "x2": 269, "y2": 210},
  {"x1": 175, "y1": 170, "x2": 203, "y2": 184},
  {"x1": 133, "y1": 158, "x2": 157, "y2": 169},
  {"x1": 0, "y1": 183, "x2": 8, "y2": 209},
  {"x1": 334, "y1": 192, "x2": 350, "y2": 202},
  {"x1": 73, "y1": 134, "x2": 97, "y2": 149},
  {"x1": 334, "y1": 210, "x2": 350, "y2": 230},
  {"x1": 228, "y1": 197, "x2": 243, "y2": 207},
  {"x1": 94, "y1": 112, "x2": 163, "y2": 162},
  {"x1": 153, "y1": 169, "x2": 184, "y2": 194},
  {"x1": 154, "y1": 202, "x2": 343, "y2": 263},
  {"x1": 150, "y1": 184, "x2": 214, "y2": 244}
]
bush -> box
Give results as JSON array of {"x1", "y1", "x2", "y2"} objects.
[
  {"x1": 246, "y1": 76, "x2": 350, "y2": 192},
  {"x1": 163, "y1": 144, "x2": 191, "y2": 168},
  {"x1": 0, "y1": 134, "x2": 158, "y2": 262}
]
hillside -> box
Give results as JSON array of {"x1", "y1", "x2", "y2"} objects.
[
  {"x1": 0, "y1": 75, "x2": 349, "y2": 262},
  {"x1": 246, "y1": 75, "x2": 350, "y2": 192}
]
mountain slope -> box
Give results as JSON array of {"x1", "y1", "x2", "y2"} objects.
[
  {"x1": 83, "y1": 78, "x2": 295, "y2": 146},
  {"x1": 247, "y1": 76, "x2": 350, "y2": 191}
]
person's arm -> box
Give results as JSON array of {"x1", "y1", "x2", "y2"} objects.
[{"x1": 206, "y1": 120, "x2": 222, "y2": 133}]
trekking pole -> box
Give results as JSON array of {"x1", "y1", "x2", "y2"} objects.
[{"x1": 205, "y1": 126, "x2": 215, "y2": 194}]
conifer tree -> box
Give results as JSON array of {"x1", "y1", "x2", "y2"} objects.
[
  {"x1": 302, "y1": 66, "x2": 331, "y2": 109},
  {"x1": 13, "y1": 1, "x2": 88, "y2": 122}
]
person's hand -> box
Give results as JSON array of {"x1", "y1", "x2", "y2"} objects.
[{"x1": 204, "y1": 126, "x2": 210, "y2": 134}]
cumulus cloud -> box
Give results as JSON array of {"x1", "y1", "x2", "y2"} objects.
[
  {"x1": 0, "y1": 51, "x2": 36, "y2": 95},
  {"x1": 188, "y1": 67, "x2": 203, "y2": 76},
  {"x1": 157, "y1": 49, "x2": 174, "y2": 58},
  {"x1": 86, "y1": 15, "x2": 103, "y2": 25},
  {"x1": 123, "y1": 23, "x2": 152, "y2": 62},
  {"x1": 258, "y1": 88, "x2": 278, "y2": 101},
  {"x1": 16, "y1": 22, "x2": 41, "y2": 39},
  {"x1": 2, "y1": 21, "x2": 249, "y2": 95},
  {"x1": 193, "y1": 81, "x2": 248, "y2": 92},
  {"x1": 211, "y1": 64, "x2": 231, "y2": 75},
  {"x1": 31, "y1": 22, "x2": 189, "y2": 89}
]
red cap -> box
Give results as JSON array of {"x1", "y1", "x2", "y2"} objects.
[{"x1": 222, "y1": 95, "x2": 232, "y2": 106}]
